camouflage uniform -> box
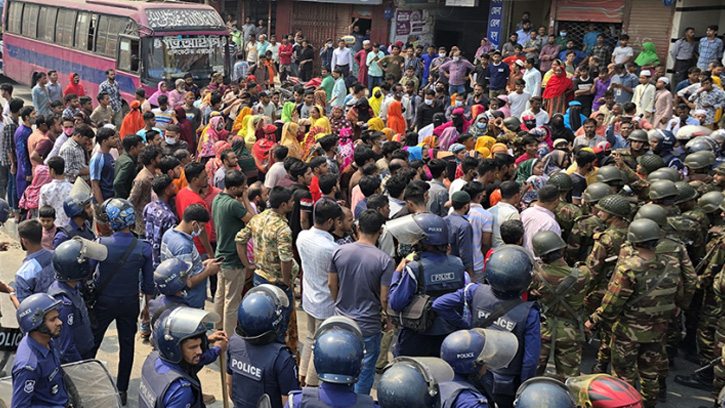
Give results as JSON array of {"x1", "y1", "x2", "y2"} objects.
[
  {"x1": 620, "y1": 164, "x2": 650, "y2": 202},
  {"x1": 689, "y1": 173, "x2": 719, "y2": 196},
  {"x1": 590, "y1": 250, "x2": 683, "y2": 408},
  {"x1": 711, "y1": 246, "x2": 725, "y2": 397},
  {"x1": 616, "y1": 147, "x2": 645, "y2": 171},
  {"x1": 566, "y1": 214, "x2": 605, "y2": 266},
  {"x1": 585, "y1": 224, "x2": 629, "y2": 369},
  {"x1": 555, "y1": 199, "x2": 583, "y2": 244},
  {"x1": 665, "y1": 206, "x2": 706, "y2": 273},
  {"x1": 683, "y1": 207, "x2": 711, "y2": 266},
  {"x1": 531, "y1": 262, "x2": 590, "y2": 379},
  {"x1": 697, "y1": 236, "x2": 725, "y2": 366}
]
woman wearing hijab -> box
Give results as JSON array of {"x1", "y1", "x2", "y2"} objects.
[
  {"x1": 231, "y1": 135, "x2": 259, "y2": 183},
  {"x1": 281, "y1": 122, "x2": 304, "y2": 159},
  {"x1": 338, "y1": 127, "x2": 355, "y2": 172},
  {"x1": 205, "y1": 140, "x2": 235, "y2": 182},
  {"x1": 244, "y1": 115, "x2": 266, "y2": 150},
  {"x1": 120, "y1": 100, "x2": 145, "y2": 138},
  {"x1": 634, "y1": 42, "x2": 660, "y2": 72},
  {"x1": 369, "y1": 87, "x2": 384, "y2": 117},
  {"x1": 330, "y1": 106, "x2": 353, "y2": 136},
  {"x1": 469, "y1": 113, "x2": 489, "y2": 138},
  {"x1": 541, "y1": 149, "x2": 571, "y2": 176},
  {"x1": 546, "y1": 113, "x2": 575, "y2": 144},
  {"x1": 63, "y1": 72, "x2": 85, "y2": 97},
  {"x1": 347, "y1": 98, "x2": 374, "y2": 129},
  {"x1": 174, "y1": 106, "x2": 196, "y2": 153},
  {"x1": 314, "y1": 89, "x2": 327, "y2": 113},
  {"x1": 562, "y1": 101, "x2": 586, "y2": 130},
  {"x1": 366, "y1": 117, "x2": 385, "y2": 132},
  {"x1": 148, "y1": 81, "x2": 169, "y2": 107},
  {"x1": 309, "y1": 106, "x2": 332, "y2": 135},
  {"x1": 387, "y1": 101, "x2": 406, "y2": 135},
  {"x1": 198, "y1": 116, "x2": 228, "y2": 160},
  {"x1": 281, "y1": 101, "x2": 298, "y2": 123},
  {"x1": 543, "y1": 65, "x2": 573, "y2": 116},
  {"x1": 19, "y1": 164, "x2": 52, "y2": 215},
  {"x1": 232, "y1": 106, "x2": 253, "y2": 134},
  {"x1": 168, "y1": 79, "x2": 187, "y2": 109},
  {"x1": 433, "y1": 107, "x2": 471, "y2": 139}
]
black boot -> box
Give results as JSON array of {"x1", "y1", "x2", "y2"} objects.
[
  {"x1": 667, "y1": 346, "x2": 677, "y2": 368},
  {"x1": 658, "y1": 378, "x2": 667, "y2": 402},
  {"x1": 592, "y1": 361, "x2": 608, "y2": 374},
  {"x1": 674, "y1": 366, "x2": 714, "y2": 392},
  {"x1": 119, "y1": 391, "x2": 127, "y2": 406}
]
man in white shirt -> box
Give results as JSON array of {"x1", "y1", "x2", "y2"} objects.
[
  {"x1": 522, "y1": 58, "x2": 541, "y2": 98},
  {"x1": 631, "y1": 71, "x2": 656, "y2": 119},
  {"x1": 666, "y1": 103, "x2": 700, "y2": 135},
  {"x1": 611, "y1": 34, "x2": 634, "y2": 65},
  {"x1": 489, "y1": 181, "x2": 521, "y2": 248},
  {"x1": 521, "y1": 185, "x2": 561, "y2": 255},
  {"x1": 296, "y1": 200, "x2": 341, "y2": 386},
  {"x1": 520, "y1": 96, "x2": 549, "y2": 127},
  {"x1": 507, "y1": 77, "x2": 531, "y2": 119},
  {"x1": 331, "y1": 39, "x2": 353, "y2": 77}
]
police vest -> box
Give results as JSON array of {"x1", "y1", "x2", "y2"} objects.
[
  {"x1": 439, "y1": 380, "x2": 488, "y2": 408},
  {"x1": 138, "y1": 351, "x2": 202, "y2": 408},
  {"x1": 57, "y1": 221, "x2": 95, "y2": 242},
  {"x1": 298, "y1": 387, "x2": 375, "y2": 408},
  {"x1": 47, "y1": 281, "x2": 94, "y2": 361},
  {"x1": 470, "y1": 285, "x2": 534, "y2": 391},
  {"x1": 408, "y1": 254, "x2": 465, "y2": 335},
  {"x1": 228, "y1": 334, "x2": 290, "y2": 408}
]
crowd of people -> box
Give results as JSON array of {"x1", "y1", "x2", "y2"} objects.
[{"x1": 3, "y1": 12, "x2": 725, "y2": 408}]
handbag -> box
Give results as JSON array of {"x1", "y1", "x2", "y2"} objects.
[
  {"x1": 387, "y1": 261, "x2": 434, "y2": 332},
  {"x1": 83, "y1": 238, "x2": 138, "y2": 313}
]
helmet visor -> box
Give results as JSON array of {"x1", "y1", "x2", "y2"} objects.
[
  {"x1": 166, "y1": 307, "x2": 220, "y2": 339},
  {"x1": 472, "y1": 328, "x2": 519, "y2": 370},
  {"x1": 388, "y1": 357, "x2": 455, "y2": 385},
  {"x1": 247, "y1": 284, "x2": 290, "y2": 308},
  {"x1": 71, "y1": 237, "x2": 108, "y2": 262},
  {"x1": 385, "y1": 215, "x2": 425, "y2": 245},
  {"x1": 69, "y1": 178, "x2": 93, "y2": 203},
  {"x1": 316, "y1": 316, "x2": 364, "y2": 343}
]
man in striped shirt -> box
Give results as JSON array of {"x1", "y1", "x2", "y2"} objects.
[{"x1": 151, "y1": 95, "x2": 174, "y2": 131}]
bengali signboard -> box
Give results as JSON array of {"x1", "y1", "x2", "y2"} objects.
[
  {"x1": 487, "y1": 0, "x2": 504, "y2": 48},
  {"x1": 145, "y1": 9, "x2": 225, "y2": 29}
]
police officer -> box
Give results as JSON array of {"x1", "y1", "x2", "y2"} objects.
[
  {"x1": 286, "y1": 316, "x2": 376, "y2": 407},
  {"x1": 566, "y1": 182, "x2": 608, "y2": 265},
  {"x1": 377, "y1": 356, "x2": 455, "y2": 408},
  {"x1": 53, "y1": 189, "x2": 95, "y2": 249},
  {"x1": 139, "y1": 307, "x2": 227, "y2": 408},
  {"x1": 227, "y1": 284, "x2": 299, "y2": 408},
  {"x1": 439, "y1": 329, "x2": 518, "y2": 408},
  {"x1": 12, "y1": 293, "x2": 68, "y2": 408},
  {"x1": 90, "y1": 198, "x2": 154, "y2": 405},
  {"x1": 586, "y1": 219, "x2": 682, "y2": 407},
  {"x1": 387, "y1": 213, "x2": 465, "y2": 356},
  {"x1": 513, "y1": 377, "x2": 576, "y2": 408},
  {"x1": 432, "y1": 246, "x2": 540, "y2": 408},
  {"x1": 49, "y1": 237, "x2": 107, "y2": 363},
  {"x1": 649, "y1": 129, "x2": 684, "y2": 170},
  {"x1": 530, "y1": 231, "x2": 590, "y2": 379},
  {"x1": 149, "y1": 258, "x2": 193, "y2": 334},
  {"x1": 546, "y1": 173, "x2": 582, "y2": 242},
  {"x1": 584, "y1": 194, "x2": 630, "y2": 374}
]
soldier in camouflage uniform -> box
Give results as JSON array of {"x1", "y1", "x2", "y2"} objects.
[
  {"x1": 586, "y1": 219, "x2": 684, "y2": 408},
  {"x1": 584, "y1": 194, "x2": 631, "y2": 373},
  {"x1": 685, "y1": 151, "x2": 718, "y2": 196},
  {"x1": 709, "y1": 214, "x2": 725, "y2": 399},
  {"x1": 712, "y1": 164, "x2": 725, "y2": 192},
  {"x1": 614, "y1": 127, "x2": 648, "y2": 170},
  {"x1": 547, "y1": 173, "x2": 582, "y2": 243},
  {"x1": 649, "y1": 180, "x2": 704, "y2": 260},
  {"x1": 530, "y1": 231, "x2": 590, "y2": 380},
  {"x1": 566, "y1": 183, "x2": 608, "y2": 265},
  {"x1": 700, "y1": 191, "x2": 725, "y2": 229},
  {"x1": 615, "y1": 154, "x2": 663, "y2": 202},
  {"x1": 676, "y1": 181, "x2": 710, "y2": 264},
  {"x1": 595, "y1": 166, "x2": 626, "y2": 195}
]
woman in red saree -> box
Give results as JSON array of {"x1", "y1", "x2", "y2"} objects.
[{"x1": 543, "y1": 66, "x2": 574, "y2": 116}]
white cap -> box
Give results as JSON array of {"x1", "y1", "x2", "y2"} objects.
[
  {"x1": 363, "y1": 40, "x2": 371, "y2": 45},
  {"x1": 515, "y1": 60, "x2": 525, "y2": 67},
  {"x1": 658, "y1": 77, "x2": 670, "y2": 85},
  {"x1": 639, "y1": 70, "x2": 652, "y2": 77},
  {"x1": 694, "y1": 109, "x2": 708, "y2": 116}
]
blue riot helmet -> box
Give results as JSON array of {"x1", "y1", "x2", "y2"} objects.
[
  {"x1": 155, "y1": 306, "x2": 220, "y2": 364},
  {"x1": 313, "y1": 316, "x2": 365, "y2": 384},
  {"x1": 484, "y1": 245, "x2": 534, "y2": 299},
  {"x1": 154, "y1": 258, "x2": 193, "y2": 296},
  {"x1": 514, "y1": 377, "x2": 576, "y2": 408},
  {"x1": 386, "y1": 213, "x2": 449, "y2": 246},
  {"x1": 17, "y1": 293, "x2": 62, "y2": 334},
  {"x1": 101, "y1": 198, "x2": 136, "y2": 231},
  {"x1": 237, "y1": 284, "x2": 289, "y2": 344},
  {"x1": 440, "y1": 328, "x2": 518, "y2": 374},
  {"x1": 0, "y1": 199, "x2": 9, "y2": 224},
  {"x1": 378, "y1": 357, "x2": 455, "y2": 408},
  {"x1": 63, "y1": 191, "x2": 92, "y2": 219},
  {"x1": 648, "y1": 129, "x2": 676, "y2": 154},
  {"x1": 52, "y1": 237, "x2": 108, "y2": 282}
]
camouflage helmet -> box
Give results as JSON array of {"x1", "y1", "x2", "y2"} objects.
[
  {"x1": 595, "y1": 166, "x2": 624, "y2": 185},
  {"x1": 582, "y1": 182, "x2": 613, "y2": 204},
  {"x1": 633, "y1": 204, "x2": 668, "y2": 228},
  {"x1": 503, "y1": 117, "x2": 522, "y2": 132},
  {"x1": 532, "y1": 231, "x2": 567, "y2": 258},
  {"x1": 628, "y1": 129, "x2": 649, "y2": 143},
  {"x1": 547, "y1": 172, "x2": 573, "y2": 192},
  {"x1": 595, "y1": 195, "x2": 632, "y2": 219},
  {"x1": 636, "y1": 154, "x2": 665, "y2": 174},
  {"x1": 647, "y1": 168, "x2": 679, "y2": 182},
  {"x1": 648, "y1": 180, "x2": 678, "y2": 201},
  {"x1": 698, "y1": 191, "x2": 725, "y2": 214},
  {"x1": 674, "y1": 181, "x2": 699, "y2": 205},
  {"x1": 714, "y1": 163, "x2": 725, "y2": 176},
  {"x1": 627, "y1": 219, "x2": 663, "y2": 244},
  {"x1": 684, "y1": 151, "x2": 717, "y2": 170}
]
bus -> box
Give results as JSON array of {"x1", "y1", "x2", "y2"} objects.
[{"x1": 2, "y1": 0, "x2": 230, "y2": 106}]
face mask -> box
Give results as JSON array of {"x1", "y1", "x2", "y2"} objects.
[
  {"x1": 454, "y1": 100, "x2": 463, "y2": 106},
  {"x1": 63, "y1": 128, "x2": 74, "y2": 136},
  {"x1": 327, "y1": 44, "x2": 332, "y2": 48},
  {"x1": 191, "y1": 223, "x2": 203, "y2": 237},
  {"x1": 439, "y1": 53, "x2": 446, "y2": 58},
  {"x1": 476, "y1": 122, "x2": 487, "y2": 130},
  {"x1": 559, "y1": 32, "x2": 566, "y2": 37},
  {"x1": 374, "y1": 92, "x2": 381, "y2": 98},
  {"x1": 424, "y1": 98, "x2": 433, "y2": 105},
  {"x1": 453, "y1": 56, "x2": 460, "y2": 62},
  {"x1": 395, "y1": 92, "x2": 403, "y2": 98},
  {"x1": 165, "y1": 137, "x2": 177, "y2": 145}
]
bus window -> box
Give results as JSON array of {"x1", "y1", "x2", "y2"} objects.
[
  {"x1": 74, "y1": 12, "x2": 90, "y2": 50},
  {"x1": 145, "y1": 35, "x2": 226, "y2": 82},
  {"x1": 118, "y1": 37, "x2": 139, "y2": 73},
  {"x1": 96, "y1": 15, "x2": 109, "y2": 56},
  {"x1": 21, "y1": 4, "x2": 39, "y2": 38},
  {"x1": 38, "y1": 7, "x2": 58, "y2": 43},
  {"x1": 56, "y1": 9, "x2": 77, "y2": 47},
  {"x1": 7, "y1": 2, "x2": 23, "y2": 34},
  {"x1": 87, "y1": 14, "x2": 98, "y2": 52},
  {"x1": 105, "y1": 18, "x2": 122, "y2": 57}
]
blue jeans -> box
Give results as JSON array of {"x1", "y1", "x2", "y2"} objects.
[
  {"x1": 421, "y1": 76, "x2": 429, "y2": 88},
  {"x1": 368, "y1": 76, "x2": 382, "y2": 91},
  {"x1": 355, "y1": 332, "x2": 381, "y2": 395},
  {"x1": 449, "y1": 84, "x2": 467, "y2": 96},
  {"x1": 253, "y1": 274, "x2": 293, "y2": 342},
  {"x1": 6, "y1": 173, "x2": 17, "y2": 210},
  {"x1": 0, "y1": 164, "x2": 7, "y2": 204}
]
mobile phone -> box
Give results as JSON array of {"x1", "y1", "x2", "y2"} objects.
[{"x1": 215, "y1": 256, "x2": 225, "y2": 263}]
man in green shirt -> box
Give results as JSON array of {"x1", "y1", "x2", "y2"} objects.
[
  {"x1": 211, "y1": 169, "x2": 254, "y2": 336},
  {"x1": 113, "y1": 134, "x2": 143, "y2": 199},
  {"x1": 320, "y1": 67, "x2": 335, "y2": 104},
  {"x1": 377, "y1": 45, "x2": 405, "y2": 83}
]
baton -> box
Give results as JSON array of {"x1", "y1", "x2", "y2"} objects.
[
  {"x1": 220, "y1": 350, "x2": 229, "y2": 408},
  {"x1": 694, "y1": 357, "x2": 722, "y2": 374}
]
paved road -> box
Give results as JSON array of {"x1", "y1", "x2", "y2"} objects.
[{"x1": 0, "y1": 76, "x2": 717, "y2": 407}]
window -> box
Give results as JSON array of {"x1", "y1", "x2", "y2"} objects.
[
  {"x1": 74, "y1": 12, "x2": 89, "y2": 50},
  {"x1": 21, "y1": 4, "x2": 39, "y2": 38},
  {"x1": 7, "y1": 2, "x2": 23, "y2": 34},
  {"x1": 87, "y1": 14, "x2": 98, "y2": 52},
  {"x1": 37, "y1": 7, "x2": 58, "y2": 42},
  {"x1": 95, "y1": 15, "x2": 109, "y2": 55},
  {"x1": 105, "y1": 17, "x2": 122, "y2": 56},
  {"x1": 56, "y1": 9, "x2": 76, "y2": 47},
  {"x1": 118, "y1": 37, "x2": 132, "y2": 71}
]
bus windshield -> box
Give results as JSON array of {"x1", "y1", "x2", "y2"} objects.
[{"x1": 146, "y1": 35, "x2": 226, "y2": 82}]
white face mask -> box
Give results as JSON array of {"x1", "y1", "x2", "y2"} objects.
[
  {"x1": 424, "y1": 98, "x2": 433, "y2": 105},
  {"x1": 191, "y1": 223, "x2": 203, "y2": 237},
  {"x1": 165, "y1": 137, "x2": 177, "y2": 145},
  {"x1": 454, "y1": 100, "x2": 463, "y2": 106},
  {"x1": 453, "y1": 56, "x2": 460, "y2": 62},
  {"x1": 439, "y1": 53, "x2": 446, "y2": 58}
]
